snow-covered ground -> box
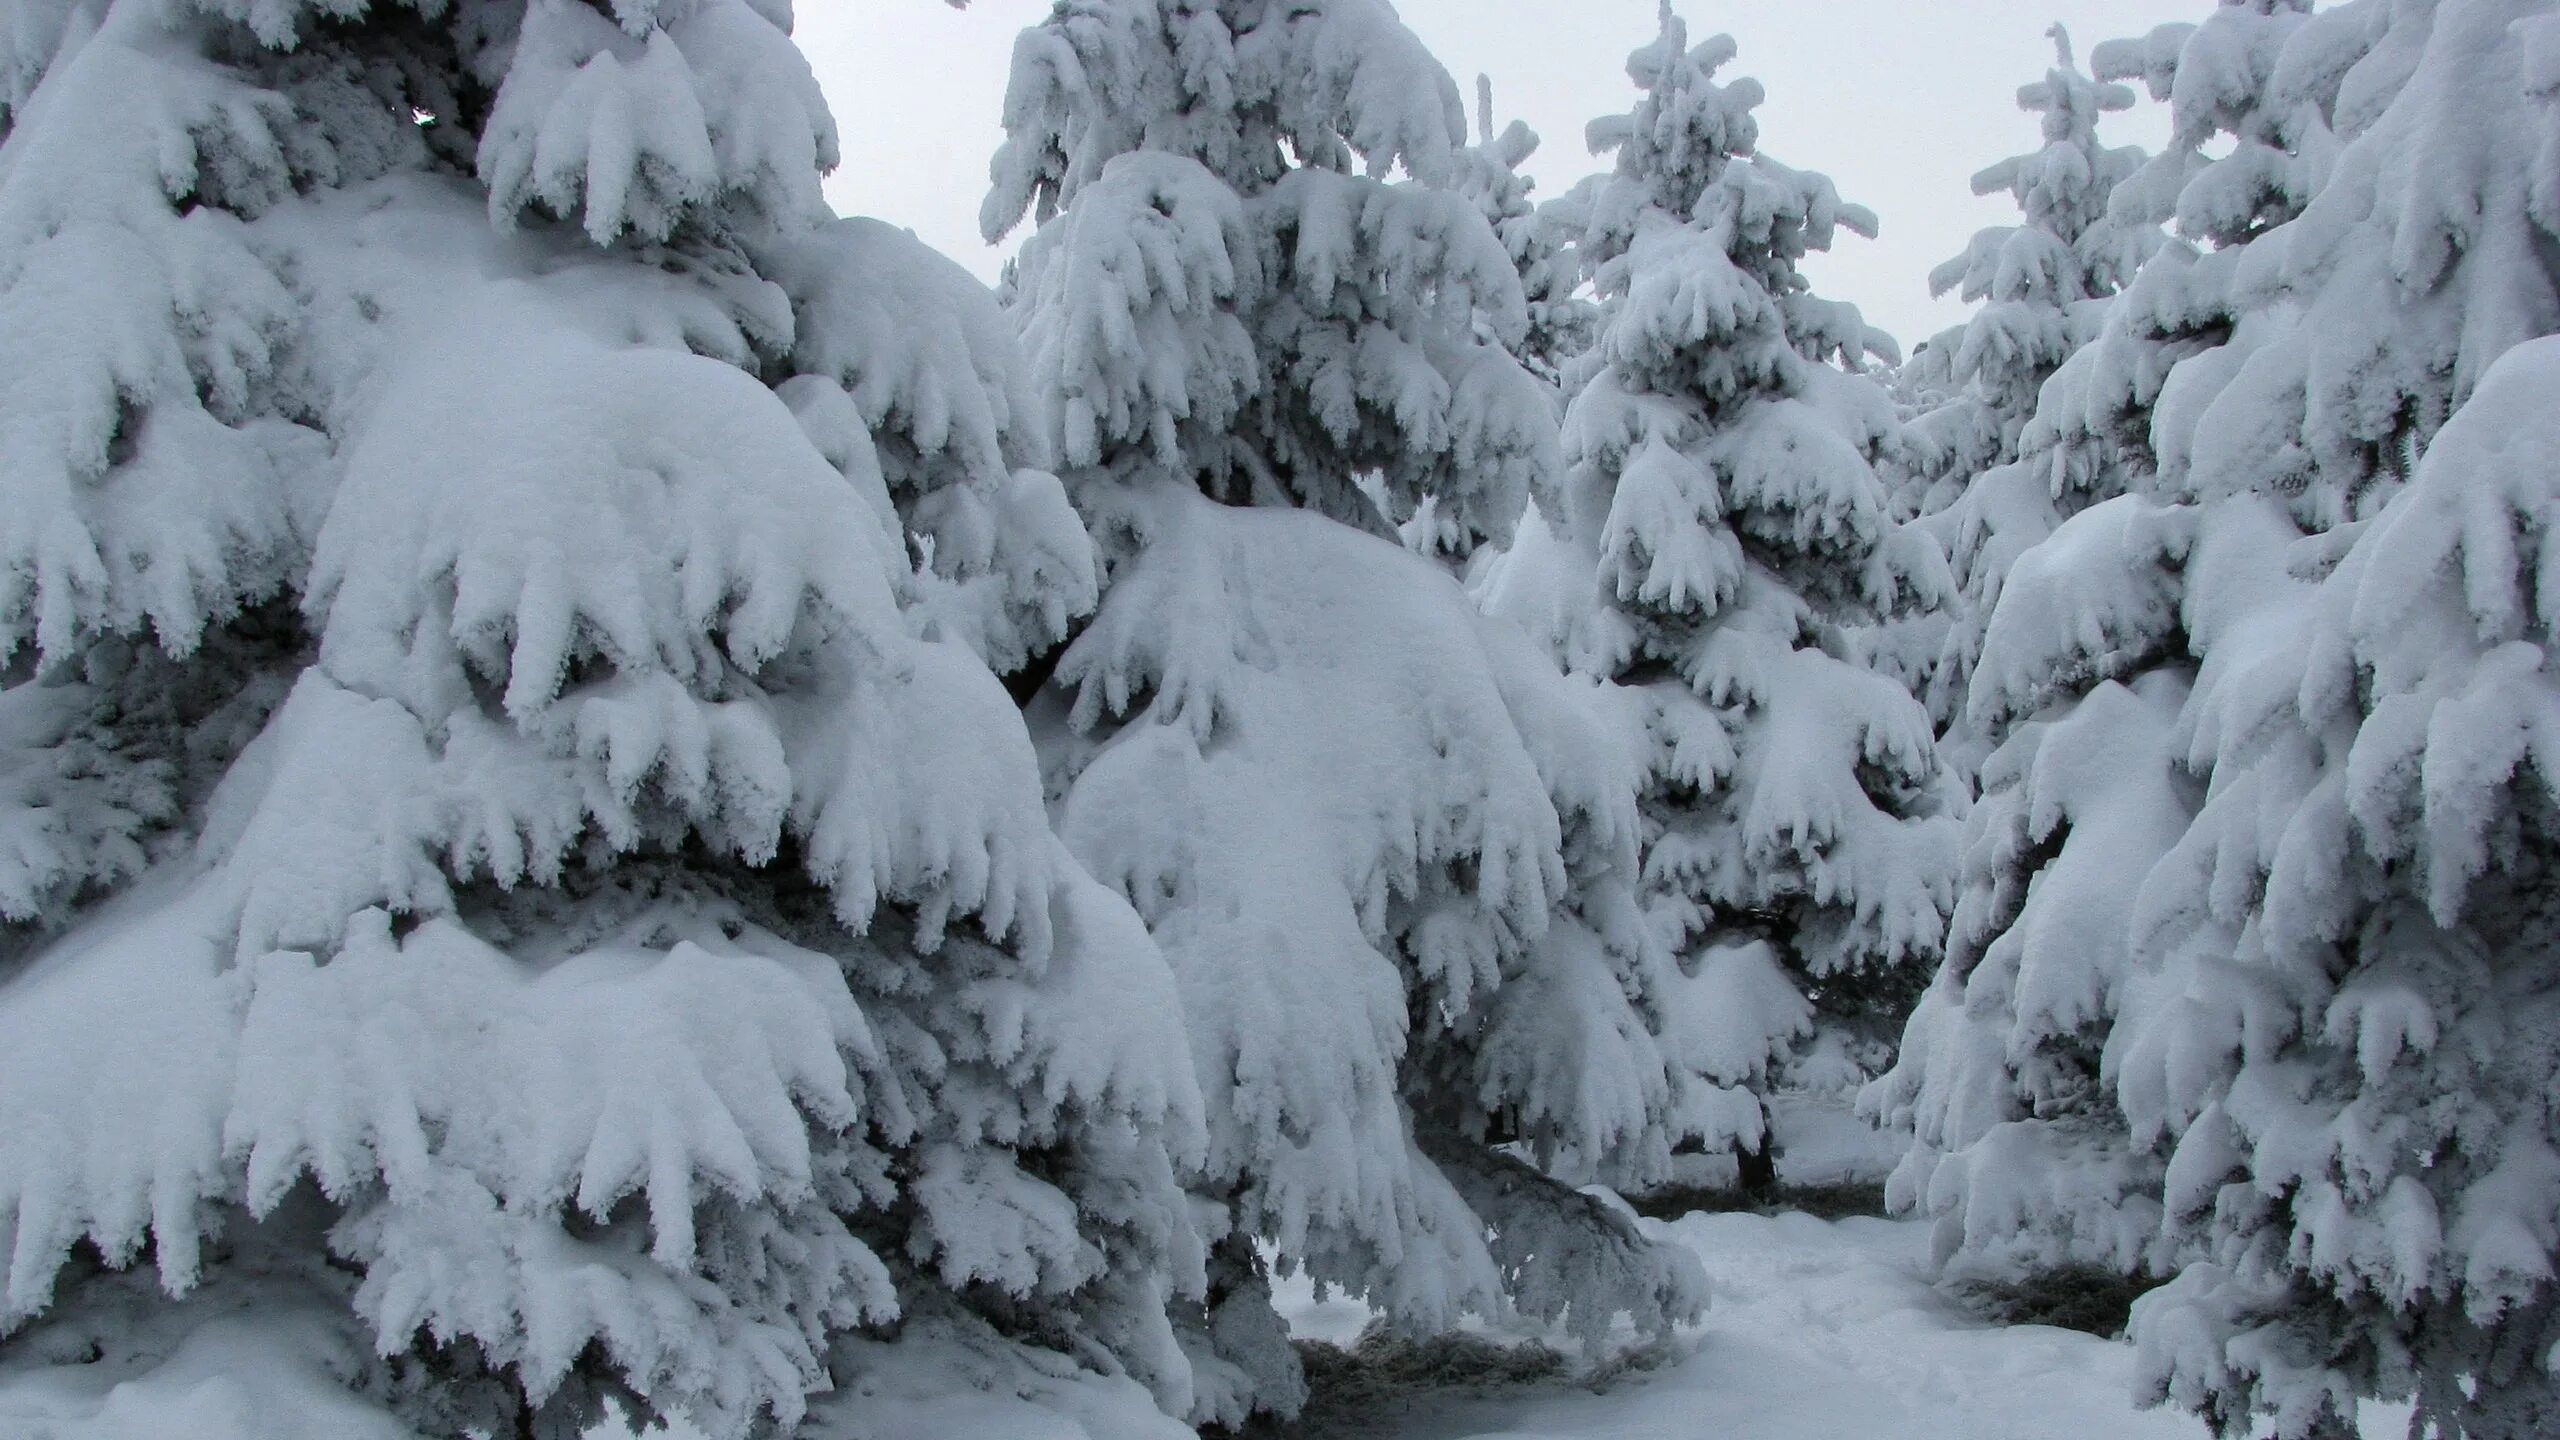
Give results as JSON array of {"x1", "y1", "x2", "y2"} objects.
[
  {"x1": 1273, "y1": 1211, "x2": 2200, "y2": 1440},
  {"x1": 1275, "y1": 1210, "x2": 2409, "y2": 1440},
  {"x1": 604, "y1": 1202, "x2": 2417, "y2": 1440}
]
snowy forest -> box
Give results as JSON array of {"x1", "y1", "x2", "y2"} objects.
[{"x1": 0, "y1": 0, "x2": 2553, "y2": 1438}]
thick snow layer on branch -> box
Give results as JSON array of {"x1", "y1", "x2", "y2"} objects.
[
  {"x1": 479, "y1": 0, "x2": 836, "y2": 244},
  {"x1": 983, "y1": 0, "x2": 1468, "y2": 234},
  {"x1": 992, "y1": 2, "x2": 1553, "y2": 555},
  {"x1": 1051, "y1": 488, "x2": 1701, "y2": 1354}
]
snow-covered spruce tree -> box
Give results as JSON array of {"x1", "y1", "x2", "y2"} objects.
[
  {"x1": 2107, "y1": 2, "x2": 2560, "y2": 1433},
  {"x1": 1902, "y1": 25, "x2": 2153, "y2": 521},
  {"x1": 1887, "y1": 26, "x2": 2159, "y2": 747},
  {"x1": 0, "y1": 3, "x2": 1207, "y2": 1438},
  {"x1": 2038, "y1": 0, "x2": 2344, "y2": 501},
  {"x1": 2185, "y1": 331, "x2": 2560, "y2": 1440},
  {"x1": 1898, "y1": 0, "x2": 2337, "y2": 619},
  {"x1": 984, "y1": 0, "x2": 1559, "y2": 559},
  {"x1": 1859, "y1": 0, "x2": 2382, "y2": 1293},
  {"x1": 982, "y1": 0, "x2": 1706, "y2": 1427},
  {"x1": 1858, "y1": 499, "x2": 2205, "y2": 1283},
  {"x1": 1485, "y1": 8, "x2": 1957, "y2": 1196},
  {"x1": 1874, "y1": 4, "x2": 2560, "y2": 1436}
]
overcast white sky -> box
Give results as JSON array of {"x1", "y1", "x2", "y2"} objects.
[{"x1": 798, "y1": 1, "x2": 2204, "y2": 351}]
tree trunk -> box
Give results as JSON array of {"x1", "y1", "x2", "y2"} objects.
[{"x1": 1736, "y1": 1131, "x2": 1778, "y2": 1199}]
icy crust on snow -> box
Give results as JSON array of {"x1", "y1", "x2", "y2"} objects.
[
  {"x1": 0, "y1": 1255, "x2": 420, "y2": 1440},
  {"x1": 990, "y1": 0, "x2": 1555, "y2": 553},
  {"x1": 811, "y1": 1300, "x2": 1195, "y2": 1440},
  {"x1": 1051, "y1": 490, "x2": 1704, "y2": 1350},
  {"x1": 1264, "y1": 1211, "x2": 2217, "y2": 1440}
]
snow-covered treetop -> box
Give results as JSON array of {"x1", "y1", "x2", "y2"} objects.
[
  {"x1": 1482, "y1": 9, "x2": 1955, "y2": 1155},
  {"x1": 1975, "y1": 28, "x2": 2144, "y2": 271},
  {"x1": 986, "y1": 0, "x2": 1556, "y2": 554},
  {"x1": 1899, "y1": 21, "x2": 2158, "y2": 556},
  {"x1": 1542, "y1": 8, "x2": 1918, "y2": 651},
  {"x1": 2176, "y1": 0, "x2": 2557, "y2": 524},
  {"x1": 1886, "y1": 23, "x2": 2165, "y2": 739},
  {"x1": 1578, "y1": 8, "x2": 1893, "y2": 413},
  {"x1": 1984, "y1": 0, "x2": 2385, "y2": 515},
  {"x1": 1924, "y1": 26, "x2": 2152, "y2": 390},
  {"x1": 2094, "y1": 0, "x2": 2340, "y2": 249},
  {"x1": 983, "y1": 0, "x2": 1468, "y2": 230},
  {"x1": 2074, "y1": 0, "x2": 2558, "y2": 534}
]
